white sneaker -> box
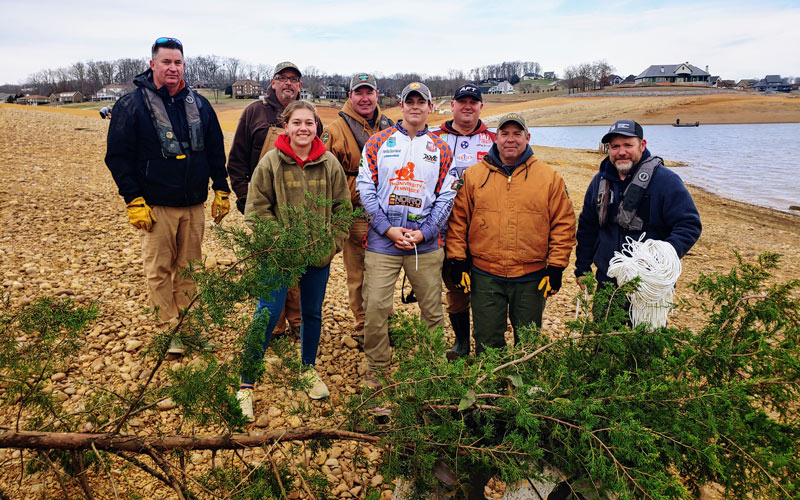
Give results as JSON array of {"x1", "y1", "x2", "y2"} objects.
[
  {"x1": 303, "y1": 368, "x2": 329, "y2": 400},
  {"x1": 236, "y1": 388, "x2": 255, "y2": 423}
]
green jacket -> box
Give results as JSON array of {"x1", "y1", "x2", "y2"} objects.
[{"x1": 245, "y1": 138, "x2": 351, "y2": 267}]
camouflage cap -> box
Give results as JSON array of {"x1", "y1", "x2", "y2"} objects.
[
  {"x1": 497, "y1": 112, "x2": 527, "y2": 130},
  {"x1": 350, "y1": 72, "x2": 377, "y2": 91},
  {"x1": 401, "y1": 82, "x2": 432, "y2": 102},
  {"x1": 273, "y1": 61, "x2": 301, "y2": 78}
]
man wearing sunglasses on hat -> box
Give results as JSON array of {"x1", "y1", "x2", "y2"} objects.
[
  {"x1": 227, "y1": 61, "x2": 322, "y2": 339},
  {"x1": 105, "y1": 37, "x2": 231, "y2": 355}
]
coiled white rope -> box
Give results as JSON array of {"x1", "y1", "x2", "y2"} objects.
[{"x1": 606, "y1": 234, "x2": 682, "y2": 328}]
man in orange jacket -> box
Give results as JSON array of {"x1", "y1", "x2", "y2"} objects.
[
  {"x1": 322, "y1": 73, "x2": 393, "y2": 345},
  {"x1": 446, "y1": 112, "x2": 576, "y2": 353}
]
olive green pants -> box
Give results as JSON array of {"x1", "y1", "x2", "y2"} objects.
[{"x1": 470, "y1": 272, "x2": 545, "y2": 352}]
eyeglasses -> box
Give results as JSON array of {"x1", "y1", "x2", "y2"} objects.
[
  {"x1": 151, "y1": 37, "x2": 182, "y2": 52},
  {"x1": 274, "y1": 75, "x2": 301, "y2": 83}
]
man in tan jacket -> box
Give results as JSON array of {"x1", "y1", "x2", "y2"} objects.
[
  {"x1": 446, "y1": 112, "x2": 576, "y2": 353},
  {"x1": 322, "y1": 73, "x2": 393, "y2": 345}
]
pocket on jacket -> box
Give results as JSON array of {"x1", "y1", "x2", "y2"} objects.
[
  {"x1": 469, "y1": 208, "x2": 501, "y2": 260},
  {"x1": 517, "y1": 210, "x2": 548, "y2": 261}
]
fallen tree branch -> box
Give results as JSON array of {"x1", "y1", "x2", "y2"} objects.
[{"x1": 0, "y1": 427, "x2": 379, "y2": 452}]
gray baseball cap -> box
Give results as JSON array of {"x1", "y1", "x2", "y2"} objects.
[
  {"x1": 601, "y1": 119, "x2": 644, "y2": 143},
  {"x1": 401, "y1": 82, "x2": 432, "y2": 102},
  {"x1": 273, "y1": 61, "x2": 301, "y2": 78},
  {"x1": 497, "y1": 112, "x2": 527, "y2": 130},
  {"x1": 350, "y1": 72, "x2": 377, "y2": 91}
]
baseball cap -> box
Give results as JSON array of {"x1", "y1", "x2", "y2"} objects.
[
  {"x1": 273, "y1": 61, "x2": 302, "y2": 78},
  {"x1": 601, "y1": 119, "x2": 644, "y2": 143},
  {"x1": 453, "y1": 84, "x2": 482, "y2": 101},
  {"x1": 401, "y1": 82, "x2": 432, "y2": 103},
  {"x1": 497, "y1": 112, "x2": 527, "y2": 130},
  {"x1": 350, "y1": 73, "x2": 377, "y2": 91}
]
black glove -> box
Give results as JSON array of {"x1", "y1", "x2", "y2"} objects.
[
  {"x1": 538, "y1": 266, "x2": 565, "y2": 298},
  {"x1": 236, "y1": 198, "x2": 246, "y2": 215},
  {"x1": 448, "y1": 259, "x2": 471, "y2": 292}
]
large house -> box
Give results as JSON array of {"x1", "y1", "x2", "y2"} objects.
[
  {"x1": 49, "y1": 91, "x2": 84, "y2": 104},
  {"x1": 94, "y1": 84, "x2": 130, "y2": 101},
  {"x1": 323, "y1": 85, "x2": 347, "y2": 100},
  {"x1": 487, "y1": 81, "x2": 514, "y2": 94},
  {"x1": 635, "y1": 63, "x2": 710, "y2": 85},
  {"x1": 736, "y1": 79, "x2": 757, "y2": 89},
  {"x1": 753, "y1": 75, "x2": 791, "y2": 92},
  {"x1": 231, "y1": 79, "x2": 264, "y2": 99},
  {"x1": 543, "y1": 71, "x2": 556, "y2": 80},
  {"x1": 17, "y1": 95, "x2": 50, "y2": 106}
]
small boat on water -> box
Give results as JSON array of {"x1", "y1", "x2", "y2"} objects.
[{"x1": 673, "y1": 119, "x2": 700, "y2": 127}]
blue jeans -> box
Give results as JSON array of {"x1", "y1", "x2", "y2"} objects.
[{"x1": 241, "y1": 264, "x2": 330, "y2": 385}]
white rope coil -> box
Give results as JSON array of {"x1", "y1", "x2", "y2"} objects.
[{"x1": 606, "y1": 234, "x2": 682, "y2": 328}]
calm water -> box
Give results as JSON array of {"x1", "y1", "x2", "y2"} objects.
[{"x1": 526, "y1": 123, "x2": 800, "y2": 213}]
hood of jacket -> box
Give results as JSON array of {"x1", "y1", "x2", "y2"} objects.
[
  {"x1": 485, "y1": 143, "x2": 534, "y2": 174},
  {"x1": 274, "y1": 134, "x2": 327, "y2": 167},
  {"x1": 599, "y1": 148, "x2": 653, "y2": 183},
  {"x1": 133, "y1": 68, "x2": 187, "y2": 98},
  {"x1": 438, "y1": 119, "x2": 490, "y2": 136}
]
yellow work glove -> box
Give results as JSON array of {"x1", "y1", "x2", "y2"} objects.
[
  {"x1": 126, "y1": 196, "x2": 156, "y2": 232},
  {"x1": 538, "y1": 266, "x2": 565, "y2": 298},
  {"x1": 211, "y1": 190, "x2": 230, "y2": 224}
]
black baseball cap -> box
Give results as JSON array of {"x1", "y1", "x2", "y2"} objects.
[
  {"x1": 602, "y1": 119, "x2": 644, "y2": 143},
  {"x1": 453, "y1": 84, "x2": 482, "y2": 102}
]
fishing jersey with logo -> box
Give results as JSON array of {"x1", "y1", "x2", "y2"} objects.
[
  {"x1": 356, "y1": 124, "x2": 456, "y2": 256},
  {"x1": 432, "y1": 127, "x2": 495, "y2": 181}
]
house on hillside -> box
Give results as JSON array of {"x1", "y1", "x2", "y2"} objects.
[
  {"x1": 735, "y1": 79, "x2": 757, "y2": 90},
  {"x1": 323, "y1": 85, "x2": 347, "y2": 100},
  {"x1": 299, "y1": 89, "x2": 311, "y2": 100},
  {"x1": 94, "y1": 84, "x2": 130, "y2": 101},
  {"x1": 753, "y1": 75, "x2": 791, "y2": 92},
  {"x1": 18, "y1": 95, "x2": 50, "y2": 106},
  {"x1": 635, "y1": 62, "x2": 710, "y2": 85},
  {"x1": 488, "y1": 81, "x2": 514, "y2": 94},
  {"x1": 49, "y1": 91, "x2": 84, "y2": 104},
  {"x1": 522, "y1": 72, "x2": 542, "y2": 80},
  {"x1": 621, "y1": 75, "x2": 636, "y2": 84},
  {"x1": 543, "y1": 71, "x2": 556, "y2": 80},
  {"x1": 607, "y1": 74, "x2": 624, "y2": 85},
  {"x1": 231, "y1": 79, "x2": 264, "y2": 99}
]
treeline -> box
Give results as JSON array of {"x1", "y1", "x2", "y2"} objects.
[
  {"x1": 4, "y1": 56, "x2": 548, "y2": 99},
  {"x1": 562, "y1": 60, "x2": 617, "y2": 91}
]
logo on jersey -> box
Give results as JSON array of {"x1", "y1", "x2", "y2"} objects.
[
  {"x1": 456, "y1": 153, "x2": 473, "y2": 163},
  {"x1": 423, "y1": 153, "x2": 437, "y2": 163},
  {"x1": 477, "y1": 152, "x2": 487, "y2": 162},
  {"x1": 386, "y1": 137, "x2": 396, "y2": 147},
  {"x1": 390, "y1": 162, "x2": 416, "y2": 181},
  {"x1": 389, "y1": 193, "x2": 422, "y2": 208},
  {"x1": 389, "y1": 162, "x2": 425, "y2": 194},
  {"x1": 460, "y1": 140, "x2": 469, "y2": 149},
  {"x1": 426, "y1": 141, "x2": 436, "y2": 152},
  {"x1": 479, "y1": 132, "x2": 493, "y2": 145}
]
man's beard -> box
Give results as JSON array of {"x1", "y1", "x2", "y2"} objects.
[{"x1": 615, "y1": 160, "x2": 633, "y2": 175}]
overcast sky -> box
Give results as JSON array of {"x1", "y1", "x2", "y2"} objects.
[{"x1": 1, "y1": 0, "x2": 798, "y2": 84}]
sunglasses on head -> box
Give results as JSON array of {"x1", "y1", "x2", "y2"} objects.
[{"x1": 152, "y1": 37, "x2": 182, "y2": 52}]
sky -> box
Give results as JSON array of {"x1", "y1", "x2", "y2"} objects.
[{"x1": 1, "y1": 0, "x2": 799, "y2": 85}]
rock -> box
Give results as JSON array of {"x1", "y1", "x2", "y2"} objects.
[
  {"x1": 157, "y1": 398, "x2": 176, "y2": 411},
  {"x1": 342, "y1": 336, "x2": 359, "y2": 349},
  {"x1": 125, "y1": 340, "x2": 143, "y2": 352},
  {"x1": 51, "y1": 372, "x2": 67, "y2": 382},
  {"x1": 254, "y1": 415, "x2": 270, "y2": 427},
  {"x1": 267, "y1": 406, "x2": 282, "y2": 418},
  {"x1": 190, "y1": 453, "x2": 205, "y2": 465},
  {"x1": 371, "y1": 475, "x2": 383, "y2": 487}
]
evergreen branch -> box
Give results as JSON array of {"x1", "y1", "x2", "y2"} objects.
[{"x1": 719, "y1": 433, "x2": 792, "y2": 498}]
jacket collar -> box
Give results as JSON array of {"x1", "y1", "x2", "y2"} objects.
[
  {"x1": 274, "y1": 134, "x2": 327, "y2": 168},
  {"x1": 485, "y1": 143, "x2": 534, "y2": 171},
  {"x1": 439, "y1": 119, "x2": 488, "y2": 136},
  {"x1": 395, "y1": 120, "x2": 428, "y2": 137}
]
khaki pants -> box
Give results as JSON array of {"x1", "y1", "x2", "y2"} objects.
[
  {"x1": 342, "y1": 217, "x2": 368, "y2": 332},
  {"x1": 363, "y1": 248, "x2": 444, "y2": 368},
  {"x1": 140, "y1": 204, "x2": 204, "y2": 324},
  {"x1": 273, "y1": 285, "x2": 301, "y2": 333}
]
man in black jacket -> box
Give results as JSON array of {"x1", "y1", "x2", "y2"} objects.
[{"x1": 105, "y1": 37, "x2": 230, "y2": 354}]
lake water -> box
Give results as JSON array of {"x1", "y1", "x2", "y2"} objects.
[{"x1": 526, "y1": 123, "x2": 800, "y2": 213}]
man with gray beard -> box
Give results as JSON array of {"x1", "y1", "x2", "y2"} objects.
[{"x1": 574, "y1": 119, "x2": 701, "y2": 288}]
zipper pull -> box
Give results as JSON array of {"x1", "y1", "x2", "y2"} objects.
[{"x1": 507, "y1": 176, "x2": 511, "y2": 190}]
